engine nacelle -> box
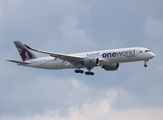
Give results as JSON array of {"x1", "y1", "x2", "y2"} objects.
[
  {"x1": 82, "y1": 58, "x2": 99, "y2": 67},
  {"x1": 102, "y1": 63, "x2": 119, "y2": 71}
]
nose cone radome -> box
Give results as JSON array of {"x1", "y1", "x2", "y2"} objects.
[{"x1": 150, "y1": 52, "x2": 155, "y2": 58}]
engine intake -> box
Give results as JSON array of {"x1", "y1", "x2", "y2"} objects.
[
  {"x1": 82, "y1": 58, "x2": 99, "y2": 67},
  {"x1": 102, "y1": 63, "x2": 119, "y2": 71}
]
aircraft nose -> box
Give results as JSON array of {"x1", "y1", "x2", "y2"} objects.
[{"x1": 150, "y1": 52, "x2": 155, "y2": 58}]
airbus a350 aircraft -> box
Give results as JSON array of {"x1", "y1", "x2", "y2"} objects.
[{"x1": 7, "y1": 41, "x2": 155, "y2": 76}]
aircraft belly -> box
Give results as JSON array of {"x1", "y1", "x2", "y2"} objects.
[
  {"x1": 45, "y1": 61, "x2": 67, "y2": 69},
  {"x1": 38, "y1": 61, "x2": 76, "y2": 69}
]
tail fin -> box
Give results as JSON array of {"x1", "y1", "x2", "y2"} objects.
[{"x1": 14, "y1": 41, "x2": 36, "y2": 61}]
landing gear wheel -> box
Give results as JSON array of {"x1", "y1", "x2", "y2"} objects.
[
  {"x1": 75, "y1": 70, "x2": 84, "y2": 74},
  {"x1": 144, "y1": 64, "x2": 147, "y2": 67},
  {"x1": 75, "y1": 70, "x2": 79, "y2": 73},
  {"x1": 80, "y1": 70, "x2": 84, "y2": 73},
  {"x1": 85, "y1": 71, "x2": 90, "y2": 75},
  {"x1": 85, "y1": 71, "x2": 94, "y2": 76},
  {"x1": 90, "y1": 72, "x2": 94, "y2": 76}
]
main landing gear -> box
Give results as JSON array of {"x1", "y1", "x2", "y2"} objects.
[
  {"x1": 74, "y1": 68, "x2": 94, "y2": 76},
  {"x1": 144, "y1": 60, "x2": 148, "y2": 67},
  {"x1": 75, "y1": 69, "x2": 84, "y2": 73},
  {"x1": 85, "y1": 68, "x2": 94, "y2": 76}
]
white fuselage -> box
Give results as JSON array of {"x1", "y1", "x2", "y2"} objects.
[{"x1": 18, "y1": 47, "x2": 155, "y2": 70}]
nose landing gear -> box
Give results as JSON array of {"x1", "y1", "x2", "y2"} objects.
[{"x1": 144, "y1": 60, "x2": 148, "y2": 67}]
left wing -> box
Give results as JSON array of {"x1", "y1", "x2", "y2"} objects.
[{"x1": 24, "y1": 44, "x2": 84, "y2": 63}]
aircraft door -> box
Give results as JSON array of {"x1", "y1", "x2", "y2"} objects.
[{"x1": 136, "y1": 49, "x2": 140, "y2": 55}]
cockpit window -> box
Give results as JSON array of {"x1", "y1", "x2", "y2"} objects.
[{"x1": 145, "y1": 50, "x2": 151, "y2": 52}]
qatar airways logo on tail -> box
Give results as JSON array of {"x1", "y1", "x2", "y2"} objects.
[{"x1": 102, "y1": 49, "x2": 136, "y2": 58}]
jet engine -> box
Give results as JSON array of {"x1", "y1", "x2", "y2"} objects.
[
  {"x1": 82, "y1": 58, "x2": 99, "y2": 67},
  {"x1": 102, "y1": 63, "x2": 119, "y2": 71}
]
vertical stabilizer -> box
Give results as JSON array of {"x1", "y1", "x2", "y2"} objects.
[{"x1": 14, "y1": 41, "x2": 36, "y2": 61}]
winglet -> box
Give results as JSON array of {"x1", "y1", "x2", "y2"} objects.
[
  {"x1": 24, "y1": 44, "x2": 40, "y2": 53},
  {"x1": 24, "y1": 44, "x2": 32, "y2": 50}
]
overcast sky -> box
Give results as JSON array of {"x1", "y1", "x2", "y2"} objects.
[{"x1": 0, "y1": 0, "x2": 163, "y2": 120}]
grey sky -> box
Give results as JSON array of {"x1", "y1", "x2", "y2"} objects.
[{"x1": 0, "y1": 0, "x2": 163, "y2": 120}]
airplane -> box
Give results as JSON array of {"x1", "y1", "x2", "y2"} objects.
[{"x1": 7, "y1": 41, "x2": 155, "y2": 76}]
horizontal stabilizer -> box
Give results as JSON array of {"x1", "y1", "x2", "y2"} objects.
[{"x1": 7, "y1": 60, "x2": 30, "y2": 64}]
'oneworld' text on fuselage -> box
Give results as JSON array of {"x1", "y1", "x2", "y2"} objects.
[{"x1": 102, "y1": 49, "x2": 136, "y2": 58}]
